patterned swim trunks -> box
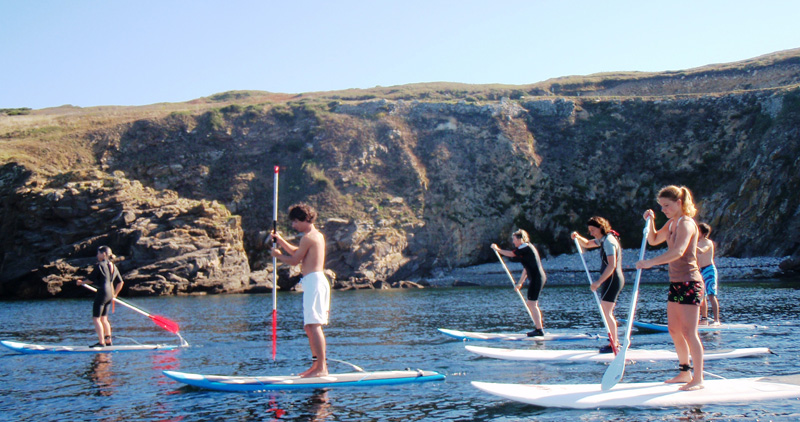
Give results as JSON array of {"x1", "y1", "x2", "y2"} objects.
[{"x1": 668, "y1": 281, "x2": 704, "y2": 306}]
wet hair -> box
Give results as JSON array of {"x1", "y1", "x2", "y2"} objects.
[
  {"x1": 512, "y1": 229, "x2": 529, "y2": 243},
  {"x1": 97, "y1": 245, "x2": 116, "y2": 261},
  {"x1": 657, "y1": 185, "x2": 697, "y2": 217},
  {"x1": 698, "y1": 223, "x2": 712, "y2": 238},
  {"x1": 587, "y1": 216, "x2": 612, "y2": 236},
  {"x1": 288, "y1": 203, "x2": 317, "y2": 224}
]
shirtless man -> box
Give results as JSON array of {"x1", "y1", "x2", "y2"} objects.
[
  {"x1": 269, "y1": 203, "x2": 331, "y2": 377},
  {"x1": 697, "y1": 223, "x2": 720, "y2": 325}
]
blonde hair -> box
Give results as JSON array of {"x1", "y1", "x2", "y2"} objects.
[
  {"x1": 512, "y1": 229, "x2": 529, "y2": 243},
  {"x1": 658, "y1": 185, "x2": 697, "y2": 217}
]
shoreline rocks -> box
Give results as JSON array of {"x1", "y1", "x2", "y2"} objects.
[{"x1": 422, "y1": 248, "x2": 790, "y2": 288}]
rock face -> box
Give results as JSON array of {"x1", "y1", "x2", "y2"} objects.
[
  {"x1": 2, "y1": 52, "x2": 800, "y2": 297},
  {"x1": 0, "y1": 165, "x2": 250, "y2": 298}
]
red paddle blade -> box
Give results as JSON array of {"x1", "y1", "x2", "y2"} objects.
[
  {"x1": 271, "y1": 309, "x2": 277, "y2": 360},
  {"x1": 149, "y1": 315, "x2": 180, "y2": 334}
]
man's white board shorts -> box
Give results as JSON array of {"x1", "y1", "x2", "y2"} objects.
[{"x1": 301, "y1": 272, "x2": 331, "y2": 325}]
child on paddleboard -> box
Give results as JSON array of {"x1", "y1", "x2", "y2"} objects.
[
  {"x1": 77, "y1": 246, "x2": 124, "y2": 347},
  {"x1": 636, "y1": 185, "x2": 705, "y2": 391},
  {"x1": 491, "y1": 229, "x2": 547, "y2": 337},
  {"x1": 269, "y1": 203, "x2": 332, "y2": 378},
  {"x1": 571, "y1": 217, "x2": 624, "y2": 353},
  {"x1": 697, "y1": 223, "x2": 720, "y2": 325}
]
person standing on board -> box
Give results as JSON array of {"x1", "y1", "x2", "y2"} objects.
[
  {"x1": 697, "y1": 223, "x2": 720, "y2": 325},
  {"x1": 491, "y1": 229, "x2": 547, "y2": 337},
  {"x1": 571, "y1": 217, "x2": 625, "y2": 353},
  {"x1": 269, "y1": 203, "x2": 331, "y2": 377},
  {"x1": 636, "y1": 186, "x2": 705, "y2": 391},
  {"x1": 77, "y1": 246, "x2": 124, "y2": 347}
]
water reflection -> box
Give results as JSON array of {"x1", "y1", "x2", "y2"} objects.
[{"x1": 87, "y1": 353, "x2": 115, "y2": 397}]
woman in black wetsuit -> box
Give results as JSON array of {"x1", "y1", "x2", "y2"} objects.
[
  {"x1": 571, "y1": 216, "x2": 624, "y2": 353},
  {"x1": 491, "y1": 229, "x2": 547, "y2": 337},
  {"x1": 77, "y1": 246, "x2": 124, "y2": 347}
]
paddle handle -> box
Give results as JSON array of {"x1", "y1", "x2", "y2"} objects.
[
  {"x1": 81, "y1": 283, "x2": 149, "y2": 318},
  {"x1": 493, "y1": 249, "x2": 537, "y2": 325},
  {"x1": 271, "y1": 165, "x2": 279, "y2": 360}
]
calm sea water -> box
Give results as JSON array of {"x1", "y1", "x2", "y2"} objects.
[{"x1": 2, "y1": 280, "x2": 800, "y2": 421}]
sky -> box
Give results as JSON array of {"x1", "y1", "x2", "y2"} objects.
[{"x1": 2, "y1": 1, "x2": 800, "y2": 110}]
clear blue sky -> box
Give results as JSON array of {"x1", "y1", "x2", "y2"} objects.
[{"x1": 2, "y1": 1, "x2": 800, "y2": 109}]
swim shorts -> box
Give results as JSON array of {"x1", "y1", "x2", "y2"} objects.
[
  {"x1": 599, "y1": 276, "x2": 624, "y2": 303},
  {"x1": 668, "y1": 281, "x2": 704, "y2": 306},
  {"x1": 700, "y1": 264, "x2": 718, "y2": 296},
  {"x1": 302, "y1": 272, "x2": 331, "y2": 325}
]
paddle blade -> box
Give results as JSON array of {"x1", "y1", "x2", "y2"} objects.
[
  {"x1": 149, "y1": 315, "x2": 180, "y2": 334},
  {"x1": 271, "y1": 309, "x2": 277, "y2": 360},
  {"x1": 601, "y1": 345, "x2": 628, "y2": 390}
]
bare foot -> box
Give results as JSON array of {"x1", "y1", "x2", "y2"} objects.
[
  {"x1": 665, "y1": 372, "x2": 692, "y2": 384},
  {"x1": 299, "y1": 363, "x2": 328, "y2": 378},
  {"x1": 301, "y1": 369, "x2": 329, "y2": 378},
  {"x1": 679, "y1": 379, "x2": 705, "y2": 391}
]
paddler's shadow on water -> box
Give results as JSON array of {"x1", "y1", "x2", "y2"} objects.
[{"x1": 86, "y1": 353, "x2": 116, "y2": 397}]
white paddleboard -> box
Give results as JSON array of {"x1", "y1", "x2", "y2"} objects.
[
  {"x1": 465, "y1": 345, "x2": 773, "y2": 362},
  {"x1": 163, "y1": 369, "x2": 445, "y2": 391},
  {"x1": 472, "y1": 376, "x2": 800, "y2": 408},
  {"x1": 1, "y1": 340, "x2": 179, "y2": 354},
  {"x1": 438, "y1": 328, "x2": 600, "y2": 342}
]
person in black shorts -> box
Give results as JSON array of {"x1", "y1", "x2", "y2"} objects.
[
  {"x1": 572, "y1": 216, "x2": 625, "y2": 353},
  {"x1": 77, "y1": 246, "x2": 124, "y2": 347},
  {"x1": 491, "y1": 229, "x2": 547, "y2": 337}
]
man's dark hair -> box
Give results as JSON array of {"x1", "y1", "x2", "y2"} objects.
[{"x1": 288, "y1": 203, "x2": 317, "y2": 223}]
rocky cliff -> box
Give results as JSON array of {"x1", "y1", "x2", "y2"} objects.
[{"x1": 2, "y1": 49, "x2": 800, "y2": 298}]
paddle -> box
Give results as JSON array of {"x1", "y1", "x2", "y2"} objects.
[
  {"x1": 573, "y1": 238, "x2": 616, "y2": 354},
  {"x1": 601, "y1": 216, "x2": 651, "y2": 390},
  {"x1": 493, "y1": 249, "x2": 537, "y2": 325},
  {"x1": 80, "y1": 284, "x2": 180, "y2": 334},
  {"x1": 271, "y1": 165, "x2": 279, "y2": 361}
]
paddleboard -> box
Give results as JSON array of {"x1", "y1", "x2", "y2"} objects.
[
  {"x1": 163, "y1": 369, "x2": 445, "y2": 391},
  {"x1": 472, "y1": 376, "x2": 800, "y2": 408},
  {"x1": 1, "y1": 340, "x2": 180, "y2": 354},
  {"x1": 620, "y1": 320, "x2": 763, "y2": 333},
  {"x1": 465, "y1": 345, "x2": 772, "y2": 362},
  {"x1": 438, "y1": 328, "x2": 600, "y2": 342}
]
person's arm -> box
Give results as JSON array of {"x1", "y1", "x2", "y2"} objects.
[
  {"x1": 642, "y1": 210, "x2": 668, "y2": 246},
  {"x1": 592, "y1": 254, "x2": 616, "y2": 291},
  {"x1": 637, "y1": 219, "x2": 694, "y2": 269},
  {"x1": 571, "y1": 232, "x2": 598, "y2": 250},
  {"x1": 491, "y1": 243, "x2": 516, "y2": 258},
  {"x1": 269, "y1": 232, "x2": 299, "y2": 256},
  {"x1": 273, "y1": 235, "x2": 310, "y2": 266},
  {"x1": 112, "y1": 265, "x2": 124, "y2": 297},
  {"x1": 517, "y1": 270, "x2": 528, "y2": 290}
]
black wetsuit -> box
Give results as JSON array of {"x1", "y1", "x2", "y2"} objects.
[
  {"x1": 88, "y1": 261, "x2": 123, "y2": 318},
  {"x1": 596, "y1": 234, "x2": 625, "y2": 303},
  {"x1": 509, "y1": 243, "x2": 547, "y2": 301}
]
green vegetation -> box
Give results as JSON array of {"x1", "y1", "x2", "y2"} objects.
[{"x1": 1, "y1": 108, "x2": 32, "y2": 116}]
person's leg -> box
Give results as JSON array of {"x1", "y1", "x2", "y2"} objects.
[
  {"x1": 300, "y1": 324, "x2": 327, "y2": 378},
  {"x1": 92, "y1": 317, "x2": 106, "y2": 345},
  {"x1": 601, "y1": 301, "x2": 618, "y2": 347},
  {"x1": 709, "y1": 295, "x2": 720, "y2": 323},
  {"x1": 527, "y1": 300, "x2": 543, "y2": 330},
  {"x1": 677, "y1": 303, "x2": 704, "y2": 391},
  {"x1": 100, "y1": 316, "x2": 112, "y2": 345},
  {"x1": 665, "y1": 301, "x2": 693, "y2": 384}
]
